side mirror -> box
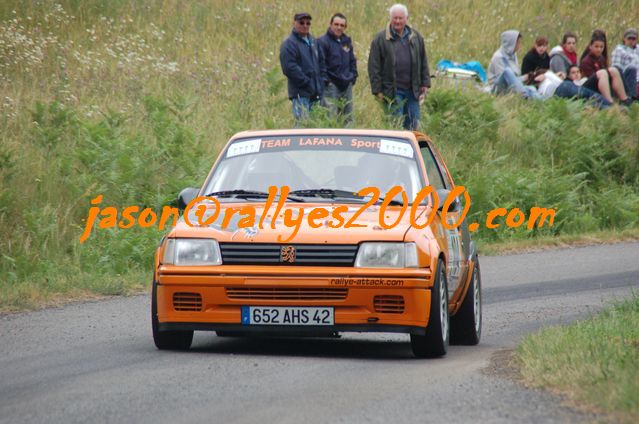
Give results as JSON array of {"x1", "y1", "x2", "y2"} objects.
[
  {"x1": 178, "y1": 187, "x2": 199, "y2": 210},
  {"x1": 436, "y1": 189, "x2": 461, "y2": 212}
]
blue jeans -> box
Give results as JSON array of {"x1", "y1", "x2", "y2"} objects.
[
  {"x1": 554, "y1": 80, "x2": 612, "y2": 109},
  {"x1": 492, "y1": 68, "x2": 542, "y2": 100},
  {"x1": 617, "y1": 66, "x2": 637, "y2": 98},
  {"x1": 324, "y1": 82, "x2": 354, "y2": 125},
  {"x1": 292, "y1": 96, "x2": 320, "y2": 126},
  {"x1": 389, "y1": 88, "x2": 420, "y2": 130}
]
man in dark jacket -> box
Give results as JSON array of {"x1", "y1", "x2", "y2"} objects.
[
  {"x1": 318, "y1": 13, "x2": 357, "y2": 125},
  {"x1": 280, "y1": 12, "x2": 328, "y2": 124},
  {"x1": 368, "y1": 4, "x2": 430, "y2": 130}
]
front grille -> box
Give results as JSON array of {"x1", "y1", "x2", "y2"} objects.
[
  {"x1": 173, "y1": 292, "x2": 202, "y2": 311},
  {"x1": 374, "y1": 295, "x2": 405, "y2": 314},
  {"x1": 219, "y1": 243, "x2": 358, "y2": 266},
  {"x1": 226, "y1": 287, "x2": 348, "y2": 301}
]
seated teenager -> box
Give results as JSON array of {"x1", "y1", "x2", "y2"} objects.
[
  {"x1": 549, "y1": 32, "x2": 578, "y2": 76},
  {"x1": 580, "y1": 30, "x2": 633, "y2": 105},
  {"x1": 522, "y1": 36, "x2": 550, "y2": 75},
  {"x1": 611, "y1": 28, "x2": 639, "y2": 99},
  {"x1": 552, "y1": 65, "x2": 611, "y2": 109},
  {"x1": 488, "y1": 30, "x2": 541, "y2": 99}
]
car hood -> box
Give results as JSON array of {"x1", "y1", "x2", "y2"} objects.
[{"x1": 169, "y1": 202, "x2": 430, "y2": 243}]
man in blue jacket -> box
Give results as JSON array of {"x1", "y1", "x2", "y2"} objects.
[
  {"x1": 280, "y1": 12, "x2": 328, "y2": 125},
  {"x1": 318, "y1": 13, "x2": 358, "y2": 125}
]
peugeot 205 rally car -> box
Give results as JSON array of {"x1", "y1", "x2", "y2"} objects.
[{"x1": 152, "y1": 129, "x2": 482, "y2": 357}]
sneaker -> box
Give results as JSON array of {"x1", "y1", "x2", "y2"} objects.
[{"x1": 620, "y1": 98, "x2": 633, "y2": 107}]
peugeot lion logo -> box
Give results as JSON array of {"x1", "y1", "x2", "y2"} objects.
[{"x1": 280, "y1": 245, "x2": 296, "y2": 263}]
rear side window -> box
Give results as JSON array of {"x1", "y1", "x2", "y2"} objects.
[{"x1": 420, "y1": 146, "x2": 447, "y2": 190}]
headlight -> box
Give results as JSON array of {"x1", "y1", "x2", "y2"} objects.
[
  {"x1": 354, "y1": 242, "x2": 418, "y2": 268},
  {"x1": 163, "y1": 238, "x2": 222, "y2": 266}
]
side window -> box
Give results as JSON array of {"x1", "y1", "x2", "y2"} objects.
[{"x1": 419, "y1": 145, "x2": 447, "y2": 190}]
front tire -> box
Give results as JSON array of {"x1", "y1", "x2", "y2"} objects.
[
  {"x1": 152, "y1": 280, "x2": 193, "y2": 350},
  {"x1": 450, "y1": 258, "x2": 482, "y2": 345},
  {"x1": 411, "y1": 258, "x2": 449, "y2": 358}
]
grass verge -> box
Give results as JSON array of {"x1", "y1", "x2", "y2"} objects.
[{"x1": 516, "y1": 294, "x2": 639, "y2": 423}]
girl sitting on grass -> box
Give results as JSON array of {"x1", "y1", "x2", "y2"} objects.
[
  {"x1": 522, "y1": 36, "x2": 550, "y2": 75},
  {"x1": 580, "y1": 30, "x2": 633, "y2": 106},
  {"x1": 552, "y1": 65, "x2": 611, "y2": 109}
]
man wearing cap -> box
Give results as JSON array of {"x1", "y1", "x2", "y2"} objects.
[
  {"x1": 280, "y1": 12, "x2": 328, "y2": 124},
  {"x1": 368, "y1": 3, "x2": 430, "y2": 130},
  {"x1": 318, "y1": 13, "x2": 358, "y2": 125},
  {"x1": 611, "y1": 28, "x2": 639, "y2": 99}
]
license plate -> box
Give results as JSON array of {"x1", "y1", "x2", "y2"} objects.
[{"x1": 241, "y1": 306, "x2": 334, "y2": 326}]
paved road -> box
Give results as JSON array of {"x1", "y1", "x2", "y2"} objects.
[{"x1": 1, "y1": 242, "x2": 638, "y2": 423}]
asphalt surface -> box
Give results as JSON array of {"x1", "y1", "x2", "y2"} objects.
[{"x1": 1, "y1": 242, "x2": 638, "y2": 424}]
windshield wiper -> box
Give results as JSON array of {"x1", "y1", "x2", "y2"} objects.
[
  {"x1": 289, "y1": 189, "x2": 404, "y2": 206},
  {"x1": 204, "y1": 189, "x2": 305, "y2": 202},
  {"x1": 375, "y1": 196, "x2": 404, "y2": 206},
  {"x1": 289, "y1": 188, "x2": 365, "y2": 200}
]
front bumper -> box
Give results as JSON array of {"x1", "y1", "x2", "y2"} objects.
[
  {"x1": 156, "y1": 266, "x2": 433, "y2": 332},
  {"x1": 158, "y1": 322, "x2": 428, "y2": 336}
]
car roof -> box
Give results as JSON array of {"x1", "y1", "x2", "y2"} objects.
[{"x1": 229, "y1": 128, "x2": 431, "y2": 142}]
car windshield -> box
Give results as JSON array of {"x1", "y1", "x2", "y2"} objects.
[{"x1": 202, "y1": 134, "x2": 425, "y2": 203}]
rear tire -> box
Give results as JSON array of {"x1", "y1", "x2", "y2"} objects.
[
  {"x1": 411, "y1": 258, "x2": 449, "y2": 358},
  {"x1": 450, "y1": 258, "x2": 482, "y2": 345},
  {"x1": 152, "y1": 280, "x2": 193, "y2": 350}
]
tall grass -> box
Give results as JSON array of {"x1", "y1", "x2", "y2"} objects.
[
  {"x1": 517, "y1": 294, "x2": 639, "y2": 422},
  {"x1": 1, "y1": 1, "x2": 638, "y2": 310}
]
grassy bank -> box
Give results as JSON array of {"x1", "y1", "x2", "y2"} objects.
[
  {"x1": 517, "y1": 294, "x2": 639, "y2": 422},
  {"x1": 1, "y1": 1, "x2": 639, "y2": 311}
]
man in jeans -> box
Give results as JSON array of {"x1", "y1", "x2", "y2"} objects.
[
  {"x1": 368, "y1": 4, "x2": 430, "y2": 130},
  {"x1": 318, "y1": 13, "x2": 358, "y2": 125},
  {"x1": 611, "y1": 28, "x2": 639, "y2": 100},
  {"x1": 280, "y1": 12, "x2": 328, "y2": 125}
]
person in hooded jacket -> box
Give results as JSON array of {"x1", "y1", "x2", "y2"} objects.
[
  {"x1": 549, "y1": 32, "x2": 579, "y2": 76},
  {"x1": 318, "y1": 13, "x2": 358, "y2": 125},
  {"x1": 487, "y1": 30, "x2": 542, "y2": 99}
]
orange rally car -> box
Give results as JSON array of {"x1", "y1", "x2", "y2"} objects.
[{"x1": 152, "y1": 129, "x2": 482, "y2": 357}]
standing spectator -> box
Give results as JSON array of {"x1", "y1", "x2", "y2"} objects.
[
  {"x1": 611, "y1": 28, "x2": 639, "y2": 100},
  {"x1": 487, "y1": 30, "x2": 541, "y2": 99},
  {"x1": 549, "y1": 32, "x2": 578, "y2": 76},
  {"x1": 280, "y1": 12, "x2": 328, "y2": 125},
  {"x1": 368, "y1": 3, "x2": 430, "y2": 130},
  {"x1": 318, "y1": 13, "x2": 358, "y2": 125},
  {"x1": 522, "y1": 36, "x2": 550, "y2": 75},
  {"x1": 580, "y1": 30, "x2": 633, "y2": 105}
]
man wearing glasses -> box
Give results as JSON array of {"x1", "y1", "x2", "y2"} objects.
[
  {"x1": 611, "y1": 28, "x2": 639, "y2": 100},
  {"x1": 318, "y1": 13, "x2": 358, "y2": 126},
  {"x1": 280, "y1": 12, "x2": 328, "y2": 125}
]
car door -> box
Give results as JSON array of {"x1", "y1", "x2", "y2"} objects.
[{"x1": 417, "y1": 139, "x2": 469, "y2": 296}]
